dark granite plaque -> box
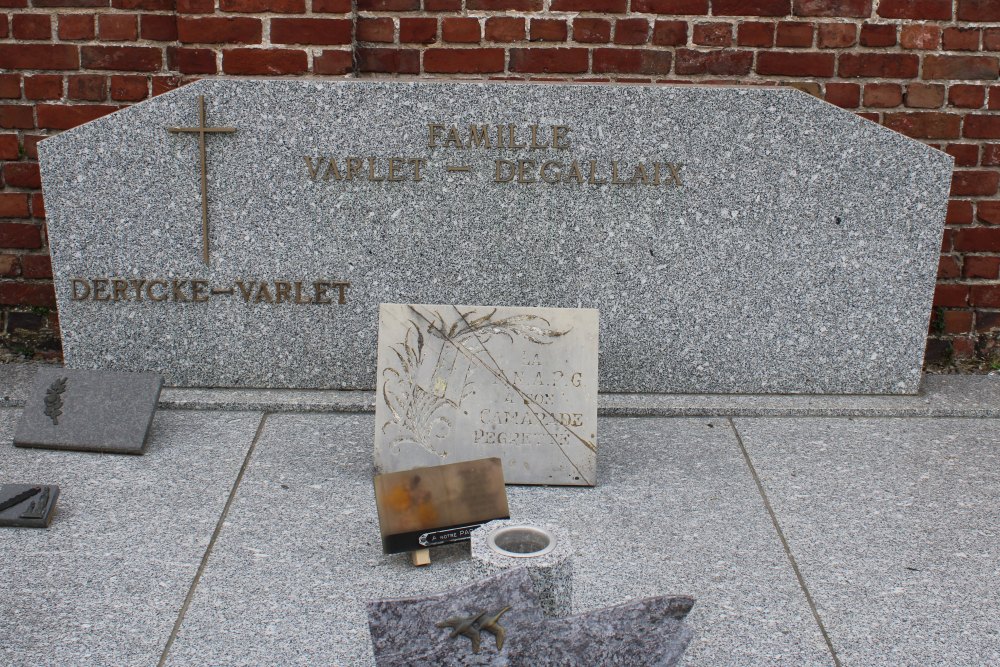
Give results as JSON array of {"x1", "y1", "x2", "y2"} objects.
[
  {"x1": 0, "y1": 484, "x2": 60, "y2": 528},
  {"x1": 373, "y1": 458, "x2": 510, "y2": 554},
  {"x1": 14, "y1": 367, "x2": 163, "y2": 454}
]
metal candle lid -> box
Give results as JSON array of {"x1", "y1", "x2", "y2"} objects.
[{"x1": 486, "y1": 524, "x2": 557, "y2": 558}]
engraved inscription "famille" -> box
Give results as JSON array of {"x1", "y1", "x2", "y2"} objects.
[
  {"x1": 69, "y1": 278, "x2": 350, "y2": 305},
  {"x1": 305, "y1": 123, "x2": 684, "y2": 189}
]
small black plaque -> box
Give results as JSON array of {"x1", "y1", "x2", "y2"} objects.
[
  {"x1": 0, "y1": 484, "x2": 60, "y2": 528},
  {"x1": 14, "y1": 367, "x2": 163, "y2": 454}
]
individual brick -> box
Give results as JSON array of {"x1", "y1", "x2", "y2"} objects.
[
  {"x1": 964, "y1": 256, "x2": 1000, "y2": 278},
  {"x1": 713, "y1": 0, "x2": 789, "y2": 16},
  {"x1": 167, "y1": 47, "x2": 216, "y2": 74},
  {"x1": 737, "y1": 21, "x2": 774, "y2": 47},
  {"x1": 792, "y1": 0, "x2": 869, "y2": 16},
  {"x1": 23, "y1": 75, "x2": 62, "y2": 101},
  {"x1": 110, "y1": 75, "x2": 147, "y2": 101},
  {"x1": 0, "y1": 193, "x2": 30, "y2": 218},
  {"x1": 574, "y1": 18, "x2": 610, "y2": 44},
  {"x1": 877, "y1": 0, "x2": 951, "y2": 20},
  {"x1": 177, "y1": 17, "x2": 262, "y2": 44},
  {"x1": 883, "y1": 112, "x2": 961, "y2": 139},
  {"x1": 651, "y1": 20, "x2": 686, "y2": 46},
  {"x1": 757, "y1": 51, "x2": 835, "y2": 76},
  {"x1": 825, "y1": 82, "x2": 860, "y2": 108},
  {"x1": 951, "y1": 170, "x2": 1000, "y2": 196},
  {"x1": 98, "y1": 13, "x2": 137, "y2": 40},
  {"x1": 945, "y1": 143, "x2": 978, "y2": 166},
  {"x1": 0, "y1": 44, "x2": 79, "y2": 70},
  {"x1": 946, "y1": 199, "x2": 974, "y2": 224},
  {"x1": 839, "y1": 53, "x2": 919, "y2": 78},
  {"x1": 509, "y1": 48, "x2": 588, "y2": 74},
  {"x1": 949, "y1": 85, "x2": 986, "y2": 108},
  {"x1": 35, "y1": 103, "x2": 118, "y2": 129},
  {"x1": 0, "y1": 223, "x2": 42, "y2": 249},
  {"x1": 401, "y1": 18, "x2": 438, "y2": 44},
  {"x1": 614, "y1": 19, "x2": 649, "y2": 45},
  {"x1": 0, "y1": 105, "x2": 34, "y2": 129},
  {"x1": 859, "y1": 23, "x2": 896, "y2": 47},
  {"x1": 592, "y1": 48, "x2": 673, "y2": 75},
  {"x1": 425, "y1": 48, "x2": 503, "y2": 73},
  {"x1": 530, "y1": 19, "x2": 567, "y2": 43},
  {"x1": 693, "y1": 22, "x2": 731, "y2": 47},
  {"x1": 357, "y1": 18, "x2": 393, "y2": 43},
  {"x1": 863, "y1": 83, "x2": 902, "y2": 108},
  {"x1": 221, "y1": 48, "x2": 308, "y2": 75},
  {"x1": 442, "y1": 17, "x2": 480, "y2": 43},
  {"x1": 220, "y1": 0, "x2": 306, "y2": 10},
  {"x1": 355, "y1": 47, "x2": 419, "y2": 73},
  {"x1": 923, "y1": 56, "x2": 999, "y2": 81},
  {"x1": 141, "y1": 14, "x2": 177, "y2": 41},
  {"x1": 775, "y1": 21, "x2": 812, "y2": 47},
  {"x1": 58, "y1": 14, "x2": 94, "y2": 40},
  {"x1": 899, "y1": 24, "x2": 939, "y2": 49},
  {"x1": 12, "y1": 14, "x2": 51, "y2": 39},
  {"x1": 943, "y1": 27, "x2": 980, "y2": 51},
  {"x1": 314, "y1": 49, "x2": 352, "y2": 74},
  {"x1": 675, "y1": 48, "x2": 752, "y2": 75},
  {"x1": 958, "y1": 0, "x2": 1000, "y2": 22},
  {"x1": 905, "y1": 83, "x2": 944, "y2": 108},
  {"x1": 817, "y1": 23, "x2": 855, "y2": 48}
]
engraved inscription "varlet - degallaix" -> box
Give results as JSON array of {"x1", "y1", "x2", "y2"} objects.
[{"x1": 305, "y1": 123, "x2": 684, "y2": 188}]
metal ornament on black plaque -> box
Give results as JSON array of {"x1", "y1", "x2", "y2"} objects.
[{"x1": 0, "y1": 484, "x2": 60, "y2": 528}]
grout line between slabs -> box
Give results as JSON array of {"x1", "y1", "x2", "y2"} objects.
[
  {"x1": 727, "y1": 417, "x2": 843, "y2": 667},
  {"x1": 156, "y1": 412, "x2": 271, "y2": 667}
]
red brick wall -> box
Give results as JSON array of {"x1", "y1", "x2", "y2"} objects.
[{"x1": 1, "y1": 0, "x2": 999, "y2": 365}]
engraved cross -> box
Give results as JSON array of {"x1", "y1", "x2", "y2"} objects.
[{"x1": 167, "y1": 95, "x2": 236, "y2": 266}]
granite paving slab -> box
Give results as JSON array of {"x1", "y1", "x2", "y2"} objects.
[
  {"x1": 0, "y1": 407, "x2": 262, "y2": 667},
  {"x1": 164, "y1": 413, "x2": 831, "y2": 666},
  {"x1": 734, "y1": 417, "x2": 1000, "y2": 665}
]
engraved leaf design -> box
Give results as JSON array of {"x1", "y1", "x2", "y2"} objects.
[
  {"x1": 426, "y1": 308, "x2": 571, "y2": 350},
  {"x1": 381, "y1": 323, "x2": 455, "y2": 456},
  {"x1": 43, "y1": 377, "x2": 67, "y2": 426}
]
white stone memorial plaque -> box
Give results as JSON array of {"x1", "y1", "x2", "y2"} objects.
[{"x1": 374, "y1": 304, "x2": 598, "y2": 486}]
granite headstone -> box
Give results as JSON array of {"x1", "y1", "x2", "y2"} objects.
[
  {"x1": 38, "y1": 79, "x2": 953, "y2": 393},
  {"x1": 14, "y1": 367, "x2": 162, "y2": 454},
  {"x1": 374, "y1": 304, "x2": 598, "y2": 486}
]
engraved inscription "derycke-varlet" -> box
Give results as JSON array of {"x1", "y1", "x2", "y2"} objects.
[
  {"x1": 305, "y1": 123, "x2": 684, "y2": 188},
  {"x1": 68, "y1": 278, "x2": 350, "y2": 305}
]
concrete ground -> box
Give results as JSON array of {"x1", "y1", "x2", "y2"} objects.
[{"x1": 1, "y1": 363, "x2": 998, "y2": 666}]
